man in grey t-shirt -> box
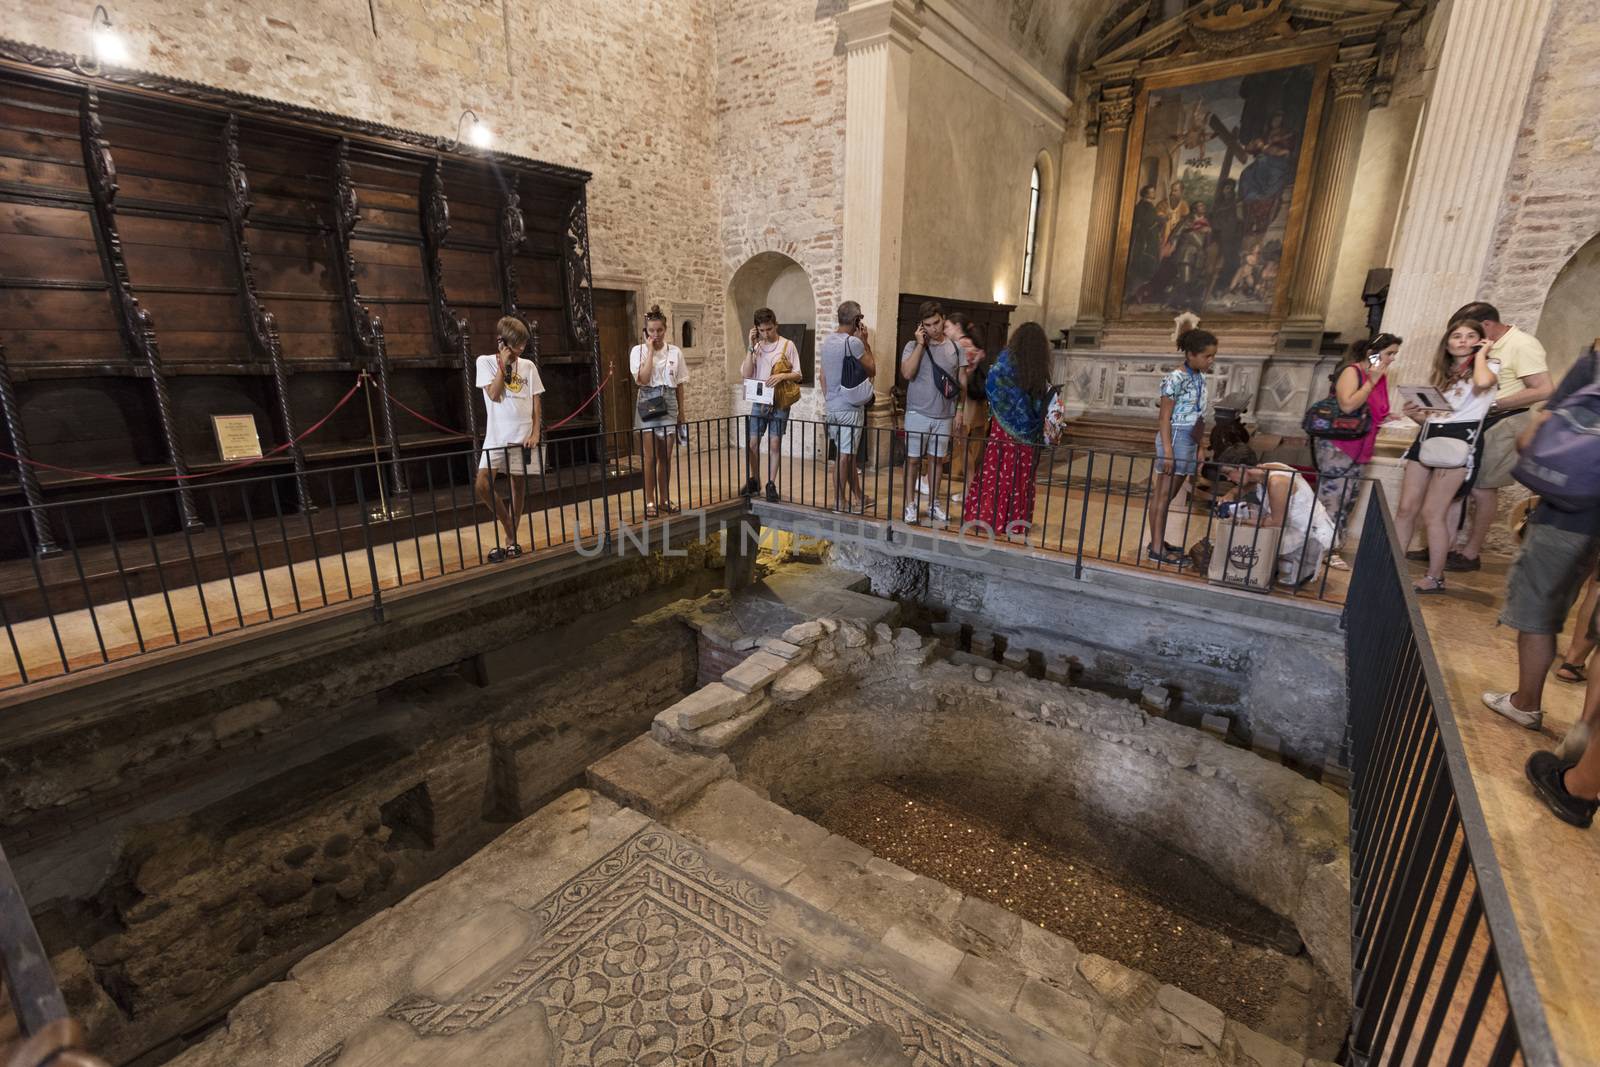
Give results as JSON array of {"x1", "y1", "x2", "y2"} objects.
[
  {"x1": 899, "y1": 299, "x2": 964, "y2": 524},
  {"x1": 818, "y1": 300, "x2": 877, "y2": 513}
]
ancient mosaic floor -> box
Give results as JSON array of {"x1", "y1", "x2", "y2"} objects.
[
  {"x1": 310, "y1": 828, "x2": 1017, "y2": 1067},
  {"x1": 176, "y1": 790, "x2": 1064, "y2": 1067}
]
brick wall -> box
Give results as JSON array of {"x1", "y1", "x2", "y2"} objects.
[{"x1": 1479, "y1": 0, "x2": 1600, "y2": 331}]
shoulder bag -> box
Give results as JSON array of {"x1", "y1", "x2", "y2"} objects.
[
  {"x1": 840, "y1": 336, "x2": 875, "y2": 410},
  {"x1": 1301, "y1": 368, "x2": 1371, "y2": 440},
  {"x1": 772, "y1": 345, "x2": 801, "y2": 410},
  {"x1": 927, "y1": 342, "x2": 960, "y2": 401}
]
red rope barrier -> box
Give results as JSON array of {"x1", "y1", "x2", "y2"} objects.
[
  {"x1": 0, "y1": 379, "x2": 364, "y2": 484},
  {"x1": 384, "y1": 370, "x2": 614, "y2": 436}
]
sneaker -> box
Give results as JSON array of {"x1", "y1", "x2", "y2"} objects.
[
  {"x1": 741, "y1": 477, "x2": 759, "y2": 497},
  {"x1": 1445, "y1": 551, "x2": 1481, "y2": 572},
  {"x1": 506, "y1": 543, "x2": 523, "y2": 558},
  {"x1": 1557, "y1": 720, "x2": 1593, "y2": 762},
  {"x1": 929, "y1": 502, "x2": 949, "y2": 523},
  {"x1": 765, "y1": 481, "x2": 780, "y2": 503},
  {"x1": 487, "y1": 547, "x2": 509, "y2": 564},
  {"x1": 1482, "y1": 690, "x2": 1543, "y2": 730},
  {"x1": 903, "y1": 501, "x2": 920, "y2": 525},
  {"x1": 1524, "y1": 751, "x2": 1596, "y2": 828}
]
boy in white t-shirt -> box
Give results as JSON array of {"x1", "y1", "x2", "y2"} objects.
[{"x1": 474, "y1": 316, "x2": 545, "y2": 562}]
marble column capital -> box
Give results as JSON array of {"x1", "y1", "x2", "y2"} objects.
[
  {"x1": 837, "y1": 0, "x2": 923, "y2": 54},
  {"x1": 1097, "y1": 94, "x2": 1135, "y2": 134},
  {"x1": 1330, "y1": 58, "x2": 1379, "y2": 101}
]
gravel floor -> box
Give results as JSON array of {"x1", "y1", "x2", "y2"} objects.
[{"x1": 813, "y1": 779, "x2": 1296, "y2": 1029}]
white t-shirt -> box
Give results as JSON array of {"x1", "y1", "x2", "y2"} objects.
[
  {"x1": 749, "y1": 338, "x2": 796, "y2": 382},
  {"x1": 1428, "y1": 358, "x2": 1501, "y2": 426},
  {"x1": 475, "y1": 354, "x2": 545, "y2": 447},
  {"x1": 630, "y1": 343, "x2": 687, "y2": 388}
]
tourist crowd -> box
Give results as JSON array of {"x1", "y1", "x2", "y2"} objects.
[{"x1": 471, "y1": 294, "x2": 1599, "y2": 830}]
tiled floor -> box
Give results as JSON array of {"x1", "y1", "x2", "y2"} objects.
[
  {"x1": 1412, "y1": 558, "x2": 1600, "y2": 1064},
  {"x1": 0, "y1": 444, "x2": 1347, "y2": 689}
]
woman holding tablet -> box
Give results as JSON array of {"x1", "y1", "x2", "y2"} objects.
[{"x1": 1393, "y1": 318, "x2": 1500, "y2": 594}]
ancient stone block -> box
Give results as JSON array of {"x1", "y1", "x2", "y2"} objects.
[
  {"x1": 837, "y1": 620, "x2": 868, "y2": 648},
  {"x1": 893, "y1": 627, "x2": 922, "y2": 651},
  {"x1": 771, "y1": 664, "x2": 825, "y2": 703},
  {"x1": 1201, "y1": 713, "x2": 1231, "y2": 739},
  {"x1": 1014, "y1": 921, "x2": 1079, "y2": 980},
  {"x1": 952, "y1": 952, "x2": 1026, "y2": 1011},
  {"x1": 679, "y1": 701, "x2": 771, "y2": 753},
  {"x1": 722, "y1": 650, "x2": 793, "y2": 694},
  {"x1": 256, "y1": 872, "x2": 313, "y2": 908},
  {"x1": 1014, "y1": 976, "x2": 1098, "y2": 1051},
  {"x1": 1224, "y1": 1019, "x2": 1304, "y2": 1067},
  {"x1": 586, "y1": 735, "x2": 733, "y2": 819},
  {"x1": 1001, "y1": 647, "x2": 1029, "y2": 671},
  {"x1": 757, "y1": 637, "x2": 805, "y2": 660},
  {"x1": 881, "y1": 923, "x2": 963, "y2": 979},
  {"x1": 973, "y1": 666, "x2": 994, "y2": 683},
  {"x1": 662, "y1": 682, "x2": 760, "y2": 730},
  {"x1": 1045, "y1": 654, "x2": 1074, "y2": 684},
  {"x1": 780, "y1": 620, "x2": 826, "y2": 645},
  {"x1": 1156, "y1": 984, "x2": 1224, "y2": 1047},
  {"x1": 954, "y1": 896, "x2": 1022, "y2": 954},
  {"x1": 1139, "y1": 685, "x2": 1171, "y2": 714},
  {"x1": 971, "y1": 629, "x2": 995, "y2": 656}
]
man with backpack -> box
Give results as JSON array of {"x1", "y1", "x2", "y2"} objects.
[
  {"x1": 1483, "y1": 340, "x2": 1600, "y2": 751},
  {"x1": 818, "y1": 300, "x2": 876, "y2": 513}
]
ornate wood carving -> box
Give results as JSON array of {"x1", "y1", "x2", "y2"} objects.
[
  {"x1": 221, "y1": 115, "x2": 311, "y2": 511},
  {"x1": 0, "y1": 37, "x2": 589, "y2": 186},
  {"x1": 331, "y1": 139, "x2": 406, "y2": 495},
  {"x1": 420, "y1": 158, "x2": 476, "y2": 442},
  {"x1": 499, "y1": 184, "x2": 526, "y2": 319},
  {"x1": 569, "y1": 189, "x2": 603, "y2": 440},
  {"x1": 79, "y1": 87, "x2": 201, "y2": 529},
  {"x1": 0, "y1": 340, "x2": 60, "y2": 555}
]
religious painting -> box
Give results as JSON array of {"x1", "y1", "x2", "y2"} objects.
[{"x1": 1113, "y1": 56, "x2": 1327, "y2": 321}]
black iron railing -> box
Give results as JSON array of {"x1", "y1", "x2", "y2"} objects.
[
  {"x1": 755, "y1": 416, "x2": 1348, "y2": 601},
  {"x1": 0, "y1": 413, "x2": 1352, "y2": 691},
  {"x1": 1343, "y1": 489, "x2": 1556, "y2": 1065},
  {"x1": 0, "y1": 419, "x2": 746, "y2": 691}
]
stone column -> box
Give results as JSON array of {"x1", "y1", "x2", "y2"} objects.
[
  {"x1": 1381, "y1": 0, "x2": 1557, "y2": 384},
  {"x1": 1069, "y1": 90, "x2": 1133, "y2": 348},
  {"x1": 839, "y1": 0, "x2": 921, "y2": 445},
  {"x1": 1279, "y1": 56, "x2": 1378, "y2": 352}
]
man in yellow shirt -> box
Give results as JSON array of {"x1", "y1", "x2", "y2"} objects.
[{"x1": 1446, "y1": 301, "x2": 1552, "y2": 570}]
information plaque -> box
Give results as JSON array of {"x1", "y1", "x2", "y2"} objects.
[{"x1": 211, "y1": 414, "x2": 263, "y2": 462}]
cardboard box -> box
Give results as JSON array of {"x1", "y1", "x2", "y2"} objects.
[{"x1": 1208, "y1": 517, "x2": 1281, "y2": 593}]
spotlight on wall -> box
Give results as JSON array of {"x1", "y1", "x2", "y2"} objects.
[
  {"x1": 455, "y1": 109, "x2": 494, "y2": 150},
  {"x1": 90, "y1": 5, "x2": 129, "y2": 66}
]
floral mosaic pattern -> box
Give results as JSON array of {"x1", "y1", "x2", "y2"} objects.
[{"x1": 305, "y1": 829, "x2": 1019, "y2": 1066}]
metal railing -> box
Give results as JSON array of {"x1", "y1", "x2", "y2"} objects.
[
  {"x1": 0, "y1": 419, "x2": 746, "y2": 691},
  {"x1": 0, "y1": 412, "x2": 1352, "y2": 691},
  {"x1": 756, "y1": 416, "x2": 1349, "y2": 601},
  {"x1": 1343, "y1": 489, "x2": 1555, "y2": 1065}
]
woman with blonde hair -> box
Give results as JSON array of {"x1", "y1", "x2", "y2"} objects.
[{"x1": 1393, "y1": 319, "x2": 1499, "y2": 594}]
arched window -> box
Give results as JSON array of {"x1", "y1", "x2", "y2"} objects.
[
  {"x1": 681, "y1": 320, "x2": 695, "y2": 348},
  {"x1": 1021, "y1": 165, "x2": 1041, "y2": 296}
]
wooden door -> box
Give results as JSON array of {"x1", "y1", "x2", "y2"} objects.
[{"x1": 594, "y1": 289, "x2": 636, "y2": 459}]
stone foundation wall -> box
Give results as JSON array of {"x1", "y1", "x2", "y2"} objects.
[
  {"x1": 829, "y1": 540, "x2": 1349, "y2": 766},
  {"x1": 62, "y1": 600, "x2": 700, "y2": 1063}
]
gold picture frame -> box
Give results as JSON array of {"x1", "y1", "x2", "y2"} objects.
[{"x1": 1107, "y1": 46, "x2": 1333, "y2": 324}]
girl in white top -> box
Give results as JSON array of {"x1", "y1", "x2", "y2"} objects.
[
  {"x1": 1394, "y1": 319, "x2": 1501, "y2": 594},
  {"x1": 630, "y1": 305, "x2": 688, "y2": 517}
]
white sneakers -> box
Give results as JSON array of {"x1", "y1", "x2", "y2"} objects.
[
  {"x1": 929, "y1": 502, "x2": 949, "y2": 523},
  {"x1": 903, "y1": 501, "x2": 920, "y2": 525},
  {"x1": 1482, "y1": 691, "x2": 1543, "y2": 730}
]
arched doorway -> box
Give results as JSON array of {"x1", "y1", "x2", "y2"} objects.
[
  {"x1": 725, "y1": 252, "x2": 821, "y2": 453},
  {"x1": 1536, "y1": 232, "x2": 1600, "y2": 383}
]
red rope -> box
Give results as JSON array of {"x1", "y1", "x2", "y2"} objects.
[
  {"x1": 0, "y1": 379, "x2": 364, "y2": 484},
  {"x1": 384, "y1": 370, "x2": 614, "y2": 435}
]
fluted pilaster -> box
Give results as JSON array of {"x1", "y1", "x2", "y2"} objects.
[
  {"x1": 1382, "y1": 0, "x2": 1556, "y2": 382},
  {"x1": 1071, "y1": 91, "x2": 1133, "y2": 346},
  {"x1": 839, "y1": 0, "x2": 920, "y2": 428},
  {"x1": 1281, "y1": 57, "x2": 1378, "y2": 347}
]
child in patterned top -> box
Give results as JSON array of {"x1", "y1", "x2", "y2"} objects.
[{"x1": 1146, "y1": 328, "x2": 1217, "y2": 566}]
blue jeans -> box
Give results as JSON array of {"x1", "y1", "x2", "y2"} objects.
[{"x1": 748, "y1": 403, "x2": 789, "y2": 439}]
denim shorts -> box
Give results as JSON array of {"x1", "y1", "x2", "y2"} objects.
[
  {"x1": 1499, "y1": 521, "x2": 1600, "y2": 635},
  {"x1": 1155, "y1": 429, "x2": 1199, "y2": 476},
  {"x1": 905, "y1": 410, "x2": 952, "y2": 458},
  {"x1": 748, "y1": 403, "x2": 789, "y2": 440}
]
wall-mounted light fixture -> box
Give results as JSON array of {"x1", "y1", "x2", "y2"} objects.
[
  {"x1": 90, "y1": 5, "x2": 128, "y2": 66},
  {"x1": 454, "y1": 109, "x2": 494, "y2": 150}
]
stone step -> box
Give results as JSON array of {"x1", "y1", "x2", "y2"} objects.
[{"x1": 585, "y1": 734, "x2": 733, "y2": 819}]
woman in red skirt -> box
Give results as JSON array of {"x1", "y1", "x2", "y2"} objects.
[{"x1": 962, "y1": 322, "x2": 1053, "y2": 539}]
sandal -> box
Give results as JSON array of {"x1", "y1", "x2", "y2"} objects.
[
  {"x1": 1328, "y1": 554, "x2": 1350, "y2": 571},
  {"x1": 1413, "y1": 575, "x2": 1446, "y2": 595},
  {"x1": 662, "y1": 501, "x2": 681, "y2": 514},
  {"x1": 643, "y1": 503, "x2": 659, "y2": 519},
  {"x1": 1555, "y1": 661, "x2": 1588, "y2": 684}
]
